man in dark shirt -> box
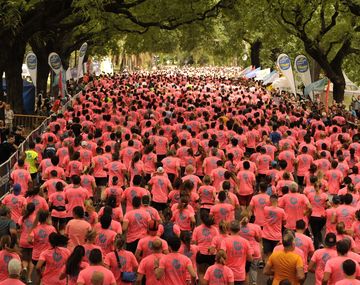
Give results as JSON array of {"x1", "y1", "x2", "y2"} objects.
[
  {"x1": 0, "y1": 134, "x2": 17, "y2": 163},
  {"x1": 70, "y1": 117, "x2": 82, "y2": 137},
  {"x1": 0, "y1": 206, "x2": 17, "y2": 243}
]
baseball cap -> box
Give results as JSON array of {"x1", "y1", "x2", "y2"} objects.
[
  {"x1": 157, "y1": 167, "x2": 164, "y2": 174},
  {"x1": 81, "y1": 141, "x2": 88, "y2": 147},
  {"x1": 13, "y1": 184, "x2": 21, "y2": 195},
  {"x1": 324, "y1": 233, "x2": 336, "y2": 247}
]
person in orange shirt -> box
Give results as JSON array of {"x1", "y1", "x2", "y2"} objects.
[{"x1": 264, "y1": 232, "x2": 304, "y2": 285}]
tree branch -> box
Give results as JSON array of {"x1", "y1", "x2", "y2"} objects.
[
  {"x1": 343, "y1": 0, "x2": 360, "y2": 16},
  {"x1": 320, "y1": 0, "x2": 339, "y2": 36},
  {"x1": 104, "y1": 0, "x2": 235, "y2": 30}
]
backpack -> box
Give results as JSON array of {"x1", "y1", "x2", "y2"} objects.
[{"x1": 161, "y1": 221, "x2": 176, "y2": 242}]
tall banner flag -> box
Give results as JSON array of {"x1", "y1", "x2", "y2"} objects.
[
  {"x1": 277, "y1": 54, "x2": 296, "y2": 94},
  {"x1": 48, "y1": 52, "x2": 62, "y2": 75},
  {"x1": 48, "y1": 53, "x2": 64, "y2": 98},
  {"x1": 26, "y1": 52, "x2": 37, "y2": 87},
  {"x1": 77, "y1": 42, "x2": 88, "y2": 82},
  {"x1": 294, "y1": 55, "x2": 312, "y2": 87}
]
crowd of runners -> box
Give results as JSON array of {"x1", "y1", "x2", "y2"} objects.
[{"x1": 0, "y1": 69, "x2": 360, "y2": 285}]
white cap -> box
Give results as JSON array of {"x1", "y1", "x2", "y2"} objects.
[
  {"x1": 81, "y1": 141, "x2": 88, "y2": 147},
  {"x1": 157, "y1": 167, "x2": 164, "y2": 173}
]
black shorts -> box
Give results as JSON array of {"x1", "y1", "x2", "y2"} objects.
[
  {"x1": 95, "y1": 177, "x2": 108, "y2": 186},
  {"x1": 196, "y1": 252, "x2": 215, "y2": 266},
  {"x1": 151, "y1": 201, "x2": 167, "y2": 212},
  {"x1": 263, "y1": 238, "x2": 279, "y2": 255},
  {"x1": 21, "y1": 247, "x2": 32, "y2": 261},
  {"x1": 126, "y1": 239, "x2": 139, "y2": 254},
  {"x1": 51, "y1": 216, "x2": 67, "y2": 227},
  {"x1": 238, "y1": 194, "x2": 253, "y2": 206}
]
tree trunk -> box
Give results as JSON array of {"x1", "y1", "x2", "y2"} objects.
[
  {"x1": 0, "y1": 65, "x2": 4, "y2": 102},
  {"x1": 331, "y1": 74, "x2": 346, "y2": 103},
  {"x1": 250, "y1": 39, "x2": 262, "y2": 68},
  {"x1": 36, "y1": 56, "x2": 50, "y2": 95},
  {"x1": 30, "y1": 38, "x2": 52, "y2": 96},
  {"x1": 310, "y1": 59, "x2": 321, "y2": 82},
  {"x1": 4, "y1": 41, "x2": 26, "y2": 113}
]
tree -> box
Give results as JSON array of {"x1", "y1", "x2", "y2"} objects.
[
  {"x1": 0, "y1": 0, "x2": 236, "y2": 112},
  {"x1": 269, "y1": 0, "x2": 360, "y2": 102}
]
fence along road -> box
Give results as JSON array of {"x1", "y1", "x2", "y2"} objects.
[{"x1": 0, "y1": 86, "x2": 89, "y2": 200}]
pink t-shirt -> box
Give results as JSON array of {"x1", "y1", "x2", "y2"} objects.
[
  {"x1": 209, "y1": 203, "x2": 235, "y2": 225},
  {"x1": 192, "y1": 224, "x2": 219, "y2": 255},
  {"x1": 204, "y1": 263, "x2": 235, "y2": 285},
  {"x1": 48, "y1": 192, "x2": 67, "y2": 219},
  {"x1": 279, "y1": 193, "x2": 310, "y2": 230},
  {"x1": 142, "y1": 152, "x2": 157, "y2": 174},
  {"x1": 95, "y1": 228, "x2": 117, "y2": 255},
  {"x1": 18, "y1": 213, "x2": 36, "y2": 248},
  {"x1": 136, "y1": 236, "x2": 168, "y2": 258},
  {"x1": 325, "y1": 256, "x2": 360, "y2": 285},
  {"x1": 39, "y1": 247, "x2": 70, "y2": 285},
  {"x1": 0, "y1": 251, "x2": 20, "y2": 281},
  {"x1": 104, "y1": 249, "x2": 138, "y2": 285},
  {"x1": 2, "y1": 194, "x2": 26, "y2": 222},
  {"x1": 158, "y1": 252, "x2": 193, "y2": 285},
  {"x1": 220, "y1": 235, "x2": 252, "y2": 282},
  {"x1": 249, "y1": 193, "x2": 270, "y2": 226},
  {"x1": 149, "y1": 175, "x2": 172, "y2": 203},
  {"x1": 237, "y1": 170, "x2": 255, "y2": 196},
  {"x1": 238, "y1": 223, "x2": 262, "y2": 259},
  {"x1": 65, "y1": 219, "x2": 92, "y2": 251},
  {"x1": 294, "y1": 232, "x2": 314, "y2": 269},
  {"x1": 0, "y1": 278, "x2": 25, "y2": 285},
  {"x1": 172, "y1": 208, "x2": 195, "y2": 231},
  {"x1": 352, "y1": 221, "x2": 360, "y2": 252},
  {"x1": 198, "y1": 185, "x2": 216, "y2": 209},
  {"x1": 42, "y1": 178, "x2": 66, "y2": 197},
  {"x1": 296, "y1": 154, "x2": 314, "y2": 176},
  {"x1": 308, "y1": 192, "x2": 328, "y2": 218},
  {"x1": 30, "y1": 224, "x2": 56, "y2": 260},
  {"x1": 123, "y1": 209, "x2": 151, "y2": 243},
  {"x1": 325, "y1": 169, "x2": 343, "y2": 194},
  {"x1": 10, "y1": 169, "x2": 31, "y2": 194},
  {"x1": 122, "y1": 186, "x2": 150, "y2": 212},
  {"x1": 79, "y1": 149, "x2": 92, "y2": 167},
  {"x1": 335, "y1": 279, "x2": 360, "y2": 285},
  {"x1": 105, "y1": 161, "x2": 126, "y2": 186},
  {"x1": 137, "y1": 253, "x2": 165, "y2": 285},
  {"x1": 64, "y1": 186, "x2": 89, "y2": 217},
  {"x1": 262, "y1": 206, "x2": 286, "y2": 241},
  {"x1": 92, "y1": 155, "x2": 110, "y2": 177},
  {"x1": 310, "y1": 248, "x2": 337, "y2": 285},
  {"x1": 162, "y1": 157, "x2": 181, "y2": 175},
  {"x1": 256, "y1": 154, "x2": 271, "y2": 174},
  {"x1": 336, "y1": 205, "x2": 356, "y2": 230},
  {"x1": 77, "y1": 265, "x2": 116, "y2": 285}
]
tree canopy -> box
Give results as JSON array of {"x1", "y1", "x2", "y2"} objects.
[{"x1": 0, "y1": 0, "x2": 360, "y2": 110}]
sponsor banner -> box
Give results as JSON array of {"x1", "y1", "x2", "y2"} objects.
[
  {"x1": 25, "y1": 52, "x2": 37, "y2": 87},
  {"x1": 277, "y1": 54, "x2": 296, "y2": 94},
  {"x1": 295, "y1": 55, "x2": 312, "y2": 87}
]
